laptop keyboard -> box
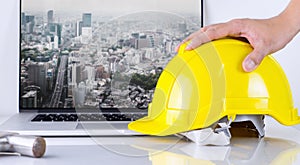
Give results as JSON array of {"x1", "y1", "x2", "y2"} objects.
[{"x1": 31, "y1": 113, "x2": 147, "y2": 122}]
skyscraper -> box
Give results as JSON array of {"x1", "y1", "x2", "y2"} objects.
[
  {"x1": 48, "y1": 23, "x2": 62, "y2": 45},
  {"x1": 21, "y1": 12, "x2": 25, "y2": 26},
  {"x1": 21, "y1": 91, "x2": 38, "y2": 108},
  {"x1": 178, "y1": 21, "x2": 187, "y2": 33},
  {"x1": 25, "y1": 15, "x2": 35, "y2": 33},
  {"x1": 75, "y1": 21, "x2": 83, "y2": 36},
  {"x1": 27, "y1": 63, "x2": 47, "y2": 96},
  {"x1": 47, "y1": 10, "x2": 54, "y2": 24},
  {"x1": 82, "y1": 13, "x2": 92, "y2": 27},
  {"x1": 25, "y1": 15, "x2": 34, "y2": 23},
  {"x1": 81, "y1": 27, "x2": 92, "y2": 44}
]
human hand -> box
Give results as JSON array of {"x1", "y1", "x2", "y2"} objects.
[{"x1": 177, "y1": 17, "x2": 296, "y2": 72}]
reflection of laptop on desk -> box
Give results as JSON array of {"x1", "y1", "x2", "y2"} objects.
[{"x1": 0, "y1": 0, "x2": 202, "y2": 136}]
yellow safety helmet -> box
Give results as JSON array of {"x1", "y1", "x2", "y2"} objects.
[{"x1": 128, "y1": 38, "x2": 300, "y2": 136}]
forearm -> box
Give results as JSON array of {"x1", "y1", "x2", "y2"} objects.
[
  {"x1": 178, "y1": 0, "x2": 300, "y2": 72},
  {"x1": 277, "y1": 0, "x2": 300, "y2": 35}
]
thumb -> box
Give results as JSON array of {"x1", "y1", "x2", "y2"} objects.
[{"x1": 242, "y1": 49, "x2": 266, "y2": 72}]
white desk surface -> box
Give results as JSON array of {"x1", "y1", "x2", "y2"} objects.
[{"x1": 1, "y1": 115, "x2": 300, "y2": 165}]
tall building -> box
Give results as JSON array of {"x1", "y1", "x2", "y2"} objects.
[
  {"x1": 21, "y1": 12, "x2": 26, "y2": 34},
  {"x1": 178, "y1": 21, "x2": 187, "y2": 33},
  {"x1": 82, "y1": 13, "x2": 92, "y2": 27},
  {"x1": 21, "y1": 91, "x2": 38, "y2": 108},
  {"x1": 71, "y1": 63, "x2": 82, "y2": 86},
  {"x1": 21, "y1": 12, "x2": 25, "y2": 26},
  {"x1": 75, "y1": 21, "x2": 83, "y2": 36},
  {"x1": 48, "y1": 23, "x2": 62, "y2": 45},
  {"x1": 47, "y1": 10, "x2": 54, "y2": 24},
  {"x1": 25, "y1": 15, "x2": 34, "y2": 24},
  {"x1": 56, "y1": 24, "x2": 62, "y2": 45},
  {"x1": 131, "y1": 33, "x2": 139, "y2": 39},
  {"x1": 136, "y1": 38, "x2": 151, "y2": 49},
  {"x1": 27, "y1": 63, "x2": 47, "y2": 97},
  {"x1": 25, "y1": 15, "x2": 35, "y2": 33},
  {"x1": 46, "y1": 69, "x2": 54, "y2": 91},
  {"x1": 74, "y1": 82, "x2": 86, "y2": 105},
  {"x1": 81, "y1": 27, "x2": 92, "y2": 44}
]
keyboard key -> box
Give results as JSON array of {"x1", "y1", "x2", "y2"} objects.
[{"x1": 31, "y1": 113, "x2": 147, "y2": 122}]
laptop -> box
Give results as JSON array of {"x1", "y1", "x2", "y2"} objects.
[{"x1": 0, "y1": 0, "x2": 202, "y2": 136}]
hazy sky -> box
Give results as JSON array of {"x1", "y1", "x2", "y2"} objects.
[{"x1": 22, "y1": 0, "x2": 201, "y2": 15}]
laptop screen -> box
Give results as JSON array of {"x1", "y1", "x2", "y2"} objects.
[{"x1": 20, "y1": 0, "x2": 202, "y2": 112}]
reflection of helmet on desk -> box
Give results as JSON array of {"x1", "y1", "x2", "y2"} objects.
[
  {"x1": 128, "y1": 38, "x2": 300, "y2": 136},
  {"x1": 132, "y1": 138, "x2": 300, "y2": 165}
]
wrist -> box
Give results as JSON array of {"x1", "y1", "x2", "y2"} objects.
[{"x1": 277, "y1": 0, "x2": 300, "y2": 35}]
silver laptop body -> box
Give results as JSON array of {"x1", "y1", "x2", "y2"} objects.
[{"x1": 0, "y1": 0, "x2": 202, "y2": 136}]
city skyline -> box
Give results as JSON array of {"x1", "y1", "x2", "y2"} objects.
[
  {"x1": 22, "y1": 0, "x2": 201, "y2": 16},
  {"x1": 20, "y1": 0, "x2": 201, "y2": 109}
]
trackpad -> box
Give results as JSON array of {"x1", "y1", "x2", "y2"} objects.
[
  {"x1": 29, "y1": 122, "x2": 78, "y2": 130},
  {"x1": 76, "y1": 123, "x2": 129, "y2": 130}
]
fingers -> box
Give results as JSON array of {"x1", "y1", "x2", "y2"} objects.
[
  {"x1": 185, "y1": 31, "x2": 211, "y2": 50},
  {"x1": 177, "y1": 19, "x2": 246, "y2": 51},
  {"x1": 175, "y1": 30, "x2": 204, "y2": 52},
  {"x1": 177, "y1": 19, "x2": 270, "y2": 72},
  {"x1": 242, "y1": 48, "x2": 267, "y2": 72},
  {"x1": 184, "y1": 25, "x2": 220, "y2": 51}
]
